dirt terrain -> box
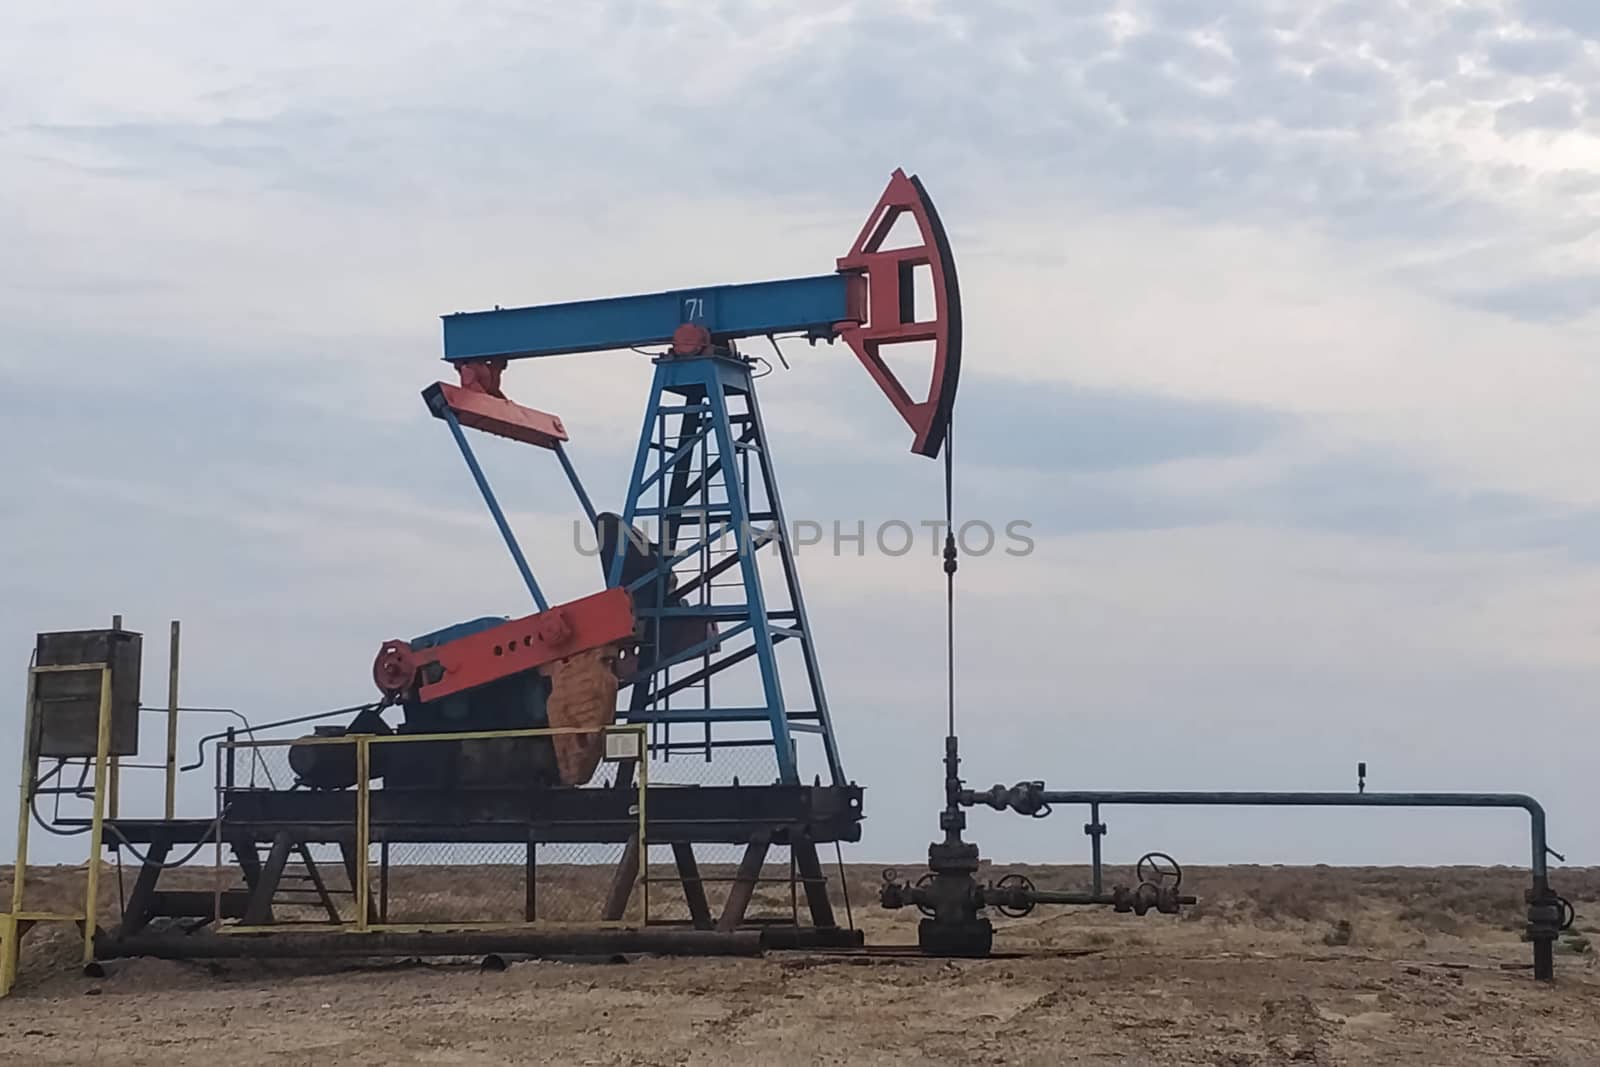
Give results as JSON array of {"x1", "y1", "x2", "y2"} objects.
[{"x1": 2, "y1": 863, "x2": 1598, "y2": 1064}]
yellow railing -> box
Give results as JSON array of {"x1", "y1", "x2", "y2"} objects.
[
  {"x1": 215, "y1": 724, "x2": 650, "y2": 934},
  {"x1": 2, "y1": 660, "x2": 649, "y2": 997}
]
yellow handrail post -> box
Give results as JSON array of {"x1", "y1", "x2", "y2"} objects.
[
  {"x1": 9, "y1": 669, "x2": 38, "y2": 919},
  {"x1": 0, "y1": 916, "x2": 16, "y2": 998},
  {"x1": 165, "y1": 621, "x2": 180, "y2": 820},
  {"x1": 82, "y1": 665, "x2": 114, "y2": 966},
  {"x1": 2, "y1": 668, "x2": 40, "y2": 995}
]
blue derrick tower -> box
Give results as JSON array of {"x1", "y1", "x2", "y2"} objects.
[{"x1": 608, "y1": 345, "x2": 841, "y2": 786}]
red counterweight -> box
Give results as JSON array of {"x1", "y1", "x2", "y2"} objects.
[{"x1": 373, "y1": 587, "x2": 635, "y2": 704}]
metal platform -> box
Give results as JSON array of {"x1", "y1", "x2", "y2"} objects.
[
  {"x1": 82, "y1": 782, "x2": 864, "y2": 846},
  {"x1": 73, "y1": 779, "x2": 865, "y2": 952}
]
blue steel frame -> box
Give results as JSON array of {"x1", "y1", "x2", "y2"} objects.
[
  {"x1": 434, "y1": 404, "x2": 549, "y2": 613},
  {"x1": 442, "y1": 274, "x2": 855, "y2": 361},
  {"x1": 423, "y1": 387, "x2": 599, "y2": 614},
  {"x1": 608, "y1": 352, "x2": 842, "y2": 786}
]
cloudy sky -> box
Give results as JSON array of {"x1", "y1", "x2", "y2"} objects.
[{"x1": 3, "y1": 0, "x2": 1599, "y2": 876}]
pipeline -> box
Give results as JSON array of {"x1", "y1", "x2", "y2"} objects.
[
  {"x1": 969, "y1": 786, "x2": 1554, "y2": 885},
  {"x1": 964, "y1": 782, "x2": 1567, "y2": 980},
  {"x1": 880, "y1": 734, "x2": 1571, "y2": 979}
]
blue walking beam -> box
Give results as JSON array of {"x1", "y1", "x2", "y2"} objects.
[{"x1": 442, "y1": 274, "x2": 860, "y2": 362}]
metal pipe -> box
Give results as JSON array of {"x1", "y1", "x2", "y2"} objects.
[
  {"x1": 439, "y1": 404, "x2": 549, "y2": 612},
  {"x1": 1025, "y1": 791, "x2": 1550, "y2": 886},
  {"x1": 107, "y1": 616, "x2": 123, "y2": 822},
  {"x1": 524, "y1": 841, "x2": 536, "y2": 923},
  {"x1": 354, "y1": 739, "x2": 371, "y2": 931},
  {"x1": 1088, "y1": 802, "x2": 1103, "y2": 897},
  {"x1": 1026, "y1": 890, "x2": 1196, "y2": 907},
  {"x1": 554, "y1": 443, "x2": 598, "y2": 528},
  {"x1": 165, "y1": 621, "x2": 180, "y2": 820},
  {"x1": 182, "y1": 704, "x2": 367, "y2": 774}
]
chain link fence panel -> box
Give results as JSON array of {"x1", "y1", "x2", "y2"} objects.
[{"x1": 211, "y1": 728, "x2": 648, "y2": 930}]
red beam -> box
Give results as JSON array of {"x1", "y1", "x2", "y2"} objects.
[{"x1": 431, "y1": 380, "x2": 570, "y2": 449}]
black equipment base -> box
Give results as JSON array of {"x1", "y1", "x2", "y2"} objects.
[{"x1": 75, "y1": 782, "x2": 864, "y2": 961}]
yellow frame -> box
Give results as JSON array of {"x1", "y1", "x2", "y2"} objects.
[
  {"x1": 2, "y1": 662, "x2": 114, "y2": 996},
  {"x1": 215, "y1": 723, "x2": 649, "y2": 935}
]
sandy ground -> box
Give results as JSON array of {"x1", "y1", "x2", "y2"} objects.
[{"x1": 2, "y1": 863, "x2": 1598, "y2": 1064}]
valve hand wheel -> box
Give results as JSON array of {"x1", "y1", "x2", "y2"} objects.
[
  {"x1": 914, "y1": 872, "x2": 937, "y2": 918},
  {"x1": 994, "y1": 873, "x2": 1036, "y2": 919},
  {"x1": 1135, "y1": 851, "x2": 1182, "y2": 890}
]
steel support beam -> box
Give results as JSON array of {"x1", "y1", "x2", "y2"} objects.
[
  {"x1": 792, "y1": 840, "x2": 837, "y2": 929},
  {"x1": 672, "y1": 843, "x2": 714, "y2": 931},
  {"x1": 99, "y1": 928, "x2": 764, "y2": 960},
  {"x1": 716, "y1": 836, "x2": 771, "y2": 932}
]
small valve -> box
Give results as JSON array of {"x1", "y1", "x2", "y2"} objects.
[{"x1": 991, "y1": 873, "x2": 1037, "y2": 919}]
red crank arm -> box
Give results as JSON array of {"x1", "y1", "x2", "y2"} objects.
[{"x1": 836, "y1": 168, "x2": 963, "y2": 458}]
